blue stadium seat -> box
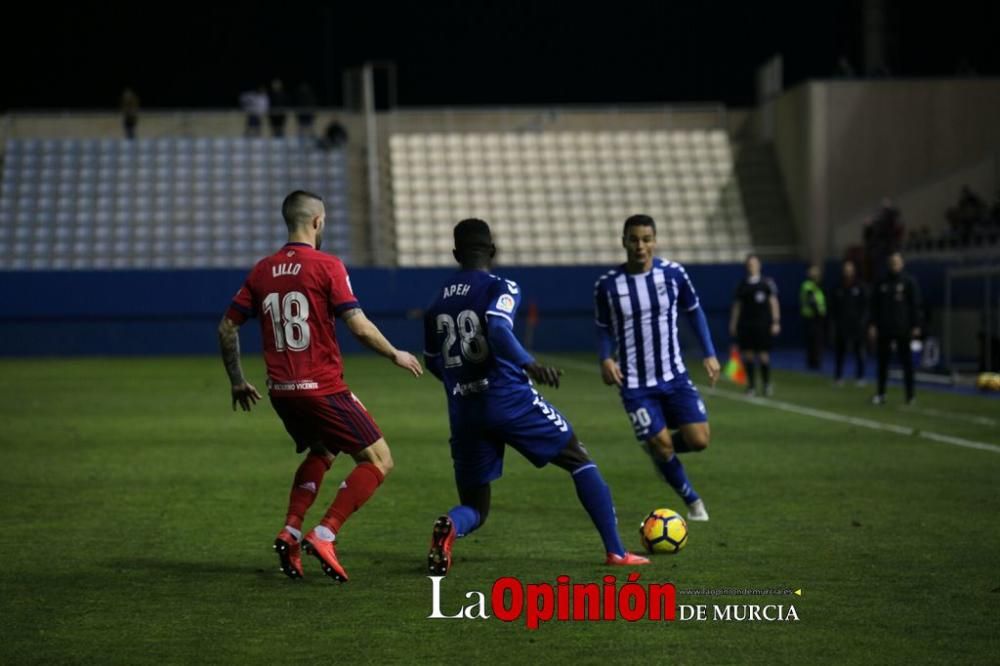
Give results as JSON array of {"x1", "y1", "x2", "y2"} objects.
[{"x1": 1, "y1": 137, "x2": 352, "y2": 270}]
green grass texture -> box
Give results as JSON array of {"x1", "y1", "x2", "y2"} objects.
[{"x1": 1, "y1": 354, "x2": 997, "y2": 664}]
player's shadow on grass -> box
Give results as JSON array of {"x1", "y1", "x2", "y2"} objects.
[
  {"x1": 344, "y1": 548, "x2": 588, "y2": 575},
  {"x1": 104, "y1": 557, "x2": 290, "y2": 583},
  {"x1": 106, "y1": 549, "x2": 593, "y2": 581}
]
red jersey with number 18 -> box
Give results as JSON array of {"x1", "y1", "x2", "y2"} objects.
[{"x1": 225, "y1": 242, "x2": 358, "y2": 396}]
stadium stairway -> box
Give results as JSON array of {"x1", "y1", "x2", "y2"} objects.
[{"x1": 733, "y1": 141, "x2": 797, "y2": 260}]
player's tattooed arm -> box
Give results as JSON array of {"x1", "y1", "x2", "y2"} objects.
[
  {"x1": 218, "y1": 316, "x2": 261, "y2": 411},
  {"x1": 218, "y1": 317, "x2": 245, "y2": 384},
  {"x1": 341, "y1": 307, "x2": 423, "y2": 377}
]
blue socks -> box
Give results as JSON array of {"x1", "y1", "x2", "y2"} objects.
[
  {"x1": 572, "y1": 464, "x2": 626, "y2": 557},
  {"x1": 653, "y1": 454, "x2": 700, "y2": 504},
  {"x1": 447, "y1": 505, "x2": 481, "y2": 537}
]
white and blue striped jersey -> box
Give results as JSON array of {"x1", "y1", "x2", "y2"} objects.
[{"x1": 594, "y1": 258, "x2": 701, "y2": 390}]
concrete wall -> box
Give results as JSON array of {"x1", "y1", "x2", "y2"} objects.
[
  {"x1": 771, "y1": 78, "x2": 1000, "y2": 259},
  {"x1": 772, "y1": 85, "x2": 812, "y2": 258},
  {"x1": 378, "y1": 105, "x2": 742, "y2": 134},
  {"x1": 825, "y1": 79, "x2": 1000, "y2": 227},
  {"x1": 1, "y1": 110, "x2": 365, "y2": 141},
  {"x1": 832, "y1": 154, "x2": 999, "y2": 251}
]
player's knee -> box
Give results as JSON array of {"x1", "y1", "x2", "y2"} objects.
[
  {"x1": 687, "y1": 430, "x2": 710, "y2": 451},
  {"x1": 647, "y1": 434, "x2": 675, "y2": 459},
  {"x1": 375, "y1": 451, "x2": 394, "y2": 477},
  {"x1": 552, "y1": 438, "x2": 592, "y2": 472},
  {"x1": 358, "y1": 438, "x2": 394, "y2": 476}
]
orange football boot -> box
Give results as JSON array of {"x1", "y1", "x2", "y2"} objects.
[
  {"x1": 302, "y1": 530, "x2": 349, "y2": 583},
  {"x1": 427, "y1": 515, "x2": 457, "y2": 576},
  {"x1": 273, "y1": 529, "x2": 304, "y2": 580},
  {"x1": 605, "y1": 551, "x2": 651, "y2": 566}
]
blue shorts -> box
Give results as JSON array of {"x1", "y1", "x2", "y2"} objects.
[
  {"x1": 620, "y1": 375, "x2": 708, "y2": 441},
  {"x1": 449, "y1": 388, "x2": 575, "y2": 488}
]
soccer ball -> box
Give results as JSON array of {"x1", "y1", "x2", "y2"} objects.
[
  {"x1": 639, "y1": 508, "x2": 688, "y2": 554},
  {"x1": 976, "y1": 372, "x2": 1000, "y2": 392}
]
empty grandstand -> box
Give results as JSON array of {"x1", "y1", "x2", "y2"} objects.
[
  {"x1": 389, "y1": 129, "x2": 750, "y2": 266},
  {"x1": 0, "y1": 137, "x2": 349, "y2": 270}
]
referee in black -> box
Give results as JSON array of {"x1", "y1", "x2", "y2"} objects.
[
  {"x1": 869, "y1": 252, "x2": 922, "y2": 405},
  {"x1": 729, "y1": 254, "x2": 781, "y2": 396}
]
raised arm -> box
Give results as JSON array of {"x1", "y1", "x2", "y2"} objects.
[
  {"x1": 218, "y1": 316, "x2": 262, "y2": 411},
  {"x1": 341, "y1": 307, "x2": 423, "y2": 377}
]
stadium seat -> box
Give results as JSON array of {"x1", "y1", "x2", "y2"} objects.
[{"x1": 0, "y1": 138, "x2": 351, "y2": 269}]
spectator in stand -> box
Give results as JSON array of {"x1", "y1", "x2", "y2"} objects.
[
  {"x1": 240, "y1": 85, "x2": 269, "y2": 138},
  {"x1": 864, "y1": 198, "x2": 903, "y2": 282},
  {"x1": 989, "y1": 189, "x2": 1000, "y2": 243},
  {"x1": 320, "y1": 120, "x2": 349, "y2": 150},
  {"x1": 295, "y1": 82, "x2": 318, "y2": 140},
  {"x1": 121, "y1": 88, "x2": 140, "y2": 140},
  {"x1": 269, "y1": 79, "x2": 288, "y2": 138},
  {"x1": 830, "y1": 259, "x2": 868, "y2": 386},
  {"x1": 940, "y1": 186, "x2": 996, "y2": 249},
  {"x1": 953, "y1": 186, "x2": 987, "y2": 244}
]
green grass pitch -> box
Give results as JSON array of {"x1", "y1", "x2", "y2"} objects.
[{"x1": 1, "y1": 354, "x2": 998, "y2": 664}]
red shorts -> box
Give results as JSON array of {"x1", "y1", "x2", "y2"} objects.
[{"x1": 270, "y1": 391, "x2": 383, "y2": 455}]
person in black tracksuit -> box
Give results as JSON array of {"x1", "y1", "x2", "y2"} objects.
[
  {"x1": 869, "y1": 252, "x2": 922, "y2": 405},
  {"x1": 830, "y1": 259, "x2": 869, "y2": 385}
]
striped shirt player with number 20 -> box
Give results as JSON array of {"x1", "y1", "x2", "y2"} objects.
[
  {"x1": 219, "y1": 190, "x2": 423, "y2": 583},
  {"x1": 594, "y1": 215, "x2": 720, "y2": 522}
]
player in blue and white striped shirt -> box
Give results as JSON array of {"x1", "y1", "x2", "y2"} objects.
[{"x1": 594, "y1": 215, "x2": 720, "y2": 521}]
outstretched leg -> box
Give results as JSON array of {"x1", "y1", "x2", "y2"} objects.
[
  {"x1": 429, "y1": 483, "x2": 491, "y2": 576},
  {"x1": 551, "y1": 436, "x2": 647, "y2": 564}
]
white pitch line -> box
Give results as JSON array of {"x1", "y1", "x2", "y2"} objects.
[
  {"x1": 895, "y1": 405, "x2": 997, "y2": 427},
  {"x1": 551, "y1": 357, "x2": 1000, "y2": 455}
]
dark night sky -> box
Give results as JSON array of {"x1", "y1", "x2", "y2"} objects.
[{"x1": 2, "y1": 1, "x2": 998, "y2": 110}]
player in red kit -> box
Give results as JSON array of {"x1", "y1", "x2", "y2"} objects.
[{"x1": 219, "y1": 190, "x2": 423, "y2": 583}]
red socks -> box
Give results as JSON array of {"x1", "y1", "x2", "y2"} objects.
[
  {"x1": 284, "y1": 453, "x2": 332, "y2": 531},
  {"x1": 320, "y1": 462, "x2": 385, "y2": 534}
]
